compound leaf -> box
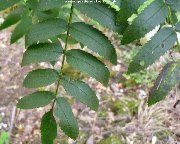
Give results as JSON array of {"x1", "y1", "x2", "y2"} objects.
[
  {"x1": 41, "y1": 111, "x2": 57, "y2": 144},
  {"x1": 66, "y1": 49, "x2": 110, "y2": 86},
  {"x1": 62, "y1": 77, "x2": 99, "y2": 110},
  {"x1": 23, "y1": 69, "x2": 59, "y2": 88},
  {"x1": 70, "y1": 22, "x2": 117, "y2": 64},
  {"x1": 54, "y1": 97, "x2": 79, "y2": 140},
  {"x1": 128, "y1": 27, "x2": 177, "y2": 73},
  {"x1": 122, "y1": 0, "x2": 168, "y2": 44},
  {"x1": 22, "y1": 43, "x2": 63, "y2": 66},
  {"x1": 148, "y1": 62, "x2": 180, "y2": 106},
  {"x1": 17, "y1": 91, "x2": 55, "y2": 109},
  {"x1": 25, "y1": 18, "x2": 67, "y2": 47}
]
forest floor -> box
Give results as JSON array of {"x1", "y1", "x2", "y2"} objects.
[{"x1": 0, "y1": 23, "x2": 180, "y2": 144}]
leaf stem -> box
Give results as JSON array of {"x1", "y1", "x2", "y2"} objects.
[{"x1": 52, "y1": 2, "x2": 74, "y2": 110}]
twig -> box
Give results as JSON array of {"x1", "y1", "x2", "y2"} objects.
[{"x1": 8, "y1": 106, "x2": 16, "y2": 143}]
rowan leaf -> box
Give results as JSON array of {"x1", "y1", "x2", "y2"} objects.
[
  {"x1": 0, "y1": 0, "x2": 20, "y2": 11},
  {"x1": 0, "y1": 6, "x2": 28, "y2": 30},
  {"x1": 122, "y1": 0, "x2": 168, "y2": 44},
  {"x1": 66, "y1": 49, "x2": 110, "y2": 86},
  {"x1": 148, "y1": 62, "x2": 180, "y2": 106},
  {"x1": 17, "y1": 91, "x2": 55, "y2": 109},
  {"x1": 62, "y1": 77, "x2": 99, "y2": 110},
  {"x1": 128, "y1": 27, "x2": 177, "y2": 73},
  {"x1": 41, "y1": 111, "x2": 57, "y2": 144},
  {"x1": 69, "y1": 22, "x2": 117, "y2": 64},
  {"x1": 54, "y1": 97, "x2": 79, "y2": 140},
  {"x1": 23, "y1": 69, "x2": 59, "y2": 88},
  {"x1": 22, "y1": 43, "x2": 63, "y2": 66},
  {"x1": 25, "y1": 18, "x2": 67, "y2": 47},
  {"x1": 11, "y1": 16, "x2": 32, "y2": 44}
]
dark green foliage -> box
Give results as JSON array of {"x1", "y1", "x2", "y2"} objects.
[
  {"x1": 60, "y1": 34, "x2": 78, "y2": 45},
  {"x1": 11, "y1": 16, "x2": 32, "y2": 44},
  {"x1": 28, "y1": 0, "x2": 66, "y2": 11},
  {"x1": 70, "y1": 22, "x2": 117, "y2": 64},
  {"x1": 25, "y1": 18, "x2": 67, "y2": 47},
  {"x1": 1, "y1": 0, "x2": 180, "y2": 142},
  {"x1": 22, "y1": 43, "x2": 63, "y2": 66},
  {"x1": 54, "y1": 97, "x2": 79, "y2": 140},
  {"x1": 0, "y1": 0, "x2": 20, "y2": 11},
  {"x1": 128, "y1": 27, "x2": 177, "y2": 73},
  {"x1": 66, "y1": 49, "x2": 110, "y2": 86},
  {"x1": 17, "y1": 91, "x2": 55, "y2": 109},
  {"x1": 23, "y1": 69, "x2": 59, "y2": 88},
  {"x1": 74, "y1": 1, "x2": 122, "y2": 33},
  {"x1": 0, "y1": 6, "x2": 28, "y2": 30},
  {"x1": 62, "y1": 77, "x2": 99, "y2": 110},
  {"x1": 116, "y1": 0, "x2": 146, "y2": 32},
  {"x1": 121, "y1": 0, "x2": 168, "y2": 44},
  {"x1": 176, "y1": 22, "x2": 180, "y2": 32},
  {"x1": 41, "y1": 111, "x2": 57, "y2": 144},
  {"x1": 148, "y1": 62, "x2": 180, "y2": 105},
  {"x1": 166, "y1": 0, "x2": 180, "y2": 12}
]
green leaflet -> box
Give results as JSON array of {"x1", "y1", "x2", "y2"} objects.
[
  {"x1": 175, "y1": 22, "x2": 180, "y2": 32},
  {"x1": 26, "y1": 0, "x2": 38, "y2": 10},
  {"x1": 23, "y1": 69, "x2": 59, "y2": 88},
  {"x1": 169, "y1": 10, "x2": 179, "y2": 24},
  {"x1": 128, "y1": 27, "x2": 177, "y2": 73},
  {"x1": 0, "y1": 0, "x2": 20, "y2": 11},
  {"x1": 21, "y1": 43, "x2": 63, "y2": 66},
  {"x1": 74, "y1": 1, "x2": 123, "y2": 33},
  {"x1": 34, "y1": 8, "x2": 60, "y2": 22},
  {"x1": 0, "y1": 6, "x2": 28, "y2": 30},
  {"x1": 35, "y1": 0, "x2": 66, "y2": 11},
  {"x1": 17, "y1": 91, "x2": 55, "y2": 109},
  {"x1": 26, "y1": 0, "x2": 65, "y2": 11},
  {"x1": 25, "y1": 18, "x2": 67, "y2": 47},
  {"x1": 66, "y1": 49, "x2": 110, "y2": 86},
  {"x1": 62, "y1": 77, "x2": 99, "y2": 110},
  {"x1": 69, "y1": 22, "x2": 117, "y2": 64},
  {"x1": 11, "y1": 16, "x2": 32, "y2": 44},
  {"x1": 148, "y1": 62, "x2": 180, "y2": 106},
  {"x1": 116, "y1": 0, "x2": 146, "y2": 32},
  {"x1": 121, "y1": 0, "x2": 168, "y2": 44},
  {"x1": 166, "y1": 0, "x2": 180, "y2": 12},
  {"x1": 54, "y1": 97, "x2": 79, "y2": 140},
  {"x1": 41, "y1": 111, "x2": 57, "y2": 144}
]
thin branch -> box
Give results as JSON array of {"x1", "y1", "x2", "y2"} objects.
[{"x1": 52, "y1": 2, "x2": 74, "y2": 110}]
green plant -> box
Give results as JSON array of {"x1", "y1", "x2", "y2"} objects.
[
  {"x1": 0, "y1": 131, "x2": 9, "y2": 144},
  {"x1": 0, "y1": 0, "x2": 179, "y2": 143}
]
